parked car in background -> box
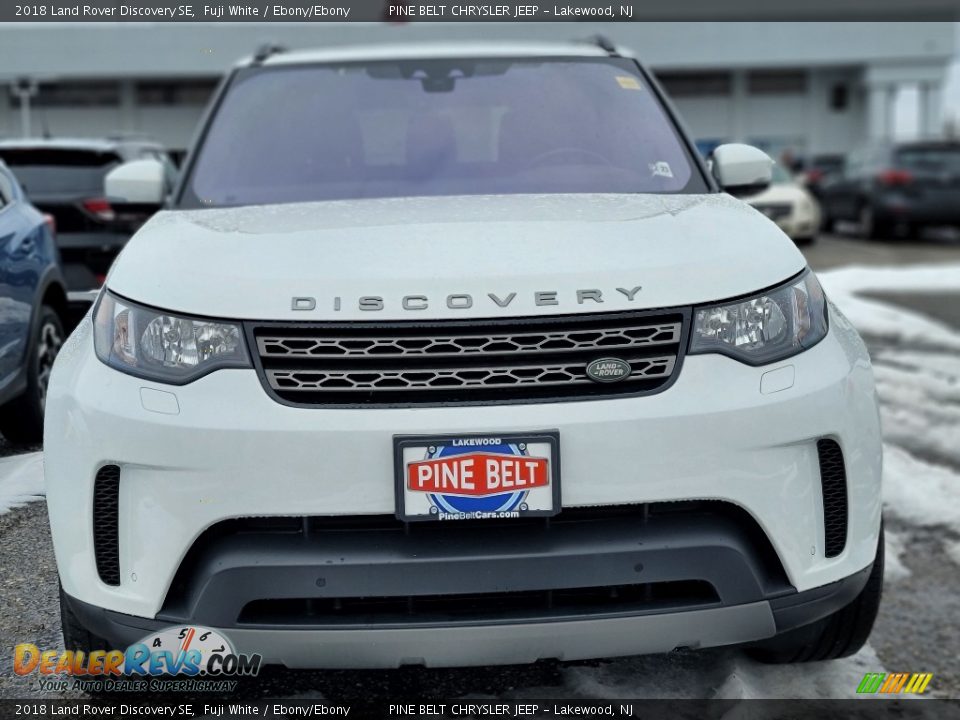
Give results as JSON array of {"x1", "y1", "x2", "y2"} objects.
[
  {"x1": 819, "y1": 141, "x2": 960, "y2": 239},
  {"x1": 799, "y1": 153, "x2": 845, "y2": 199},
  {"x1": 744, "y1": 164, "x2": 821, "y2": 245},
  {"x1": 0, "y1": 160, "x2": 67, "y2": 444},
  {"x1": 0, "y1": 137, "x2": 175, "y2": 307}
]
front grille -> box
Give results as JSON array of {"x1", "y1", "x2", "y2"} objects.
[
  {"x1": 238, "y1": 581, "x2": 719, "y2": 626},
  {"x1": 248, "y1": 310, "x2": 688, "y2": 406},
  {"x1": 817, "y1": 439, "x2": 848, "y2": 558},
  {"x1": 92, "y1": 465, "x2": 121, "y2": 586}
]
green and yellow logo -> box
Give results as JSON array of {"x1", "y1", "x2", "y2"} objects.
[{"x1": 857, "y1": 672, "x2": 933, "y2": 695}]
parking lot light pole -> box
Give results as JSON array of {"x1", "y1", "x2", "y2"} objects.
[{"x1": 11, "y1": 77, "x2": 38, "y2": 138}]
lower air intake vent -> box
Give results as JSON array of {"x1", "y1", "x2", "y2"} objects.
[
  {"x1": 817, "y1": 440, "x2": 848, "y2": 558},
  {"x1": 93, "y1": 465, "x2": 121, "y2": 586}
]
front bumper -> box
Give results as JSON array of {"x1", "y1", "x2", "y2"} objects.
[
  {"x1": 64, "y1": 562, "x2": 871, "y2": 668},
  {"x1": 45, "y1": 305, "x2": 882, "y2": 665}
]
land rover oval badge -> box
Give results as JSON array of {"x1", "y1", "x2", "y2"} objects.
[{"x1": 585, "y1": 357, "x2": 632, "y2": 383}]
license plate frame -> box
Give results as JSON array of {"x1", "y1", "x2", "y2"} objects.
[{"x1": 393, "y1": 431, "x2": 561, "y2": 522}]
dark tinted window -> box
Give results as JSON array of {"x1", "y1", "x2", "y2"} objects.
[
  {"x1": 182, "y1": 57, "x2": 706, "y2": 208},
  {"x1": 895, "y1": 146, "x2": 960, "y2": 173},
  {"x1": 0, "y1": 148, "x2": 121, "y2": 197},
  {"x1": 812, "y1": 157, "x2": 844, "y2": 171}
]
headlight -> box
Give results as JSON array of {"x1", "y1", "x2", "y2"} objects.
[
  {"x1": 94, "y1": 292, "x2": 250, "y2": 383},
  {"x1": 689, "y1": 270, "x2": 828, "y2": 365}
]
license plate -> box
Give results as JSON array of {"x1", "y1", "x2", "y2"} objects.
[{"x1": 394, "y1": 431, "x2": 560, "y2": 522}]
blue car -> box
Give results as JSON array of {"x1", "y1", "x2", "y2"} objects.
[{"x1": 0, "y1": 160, "x2": 68, "y2": 444}]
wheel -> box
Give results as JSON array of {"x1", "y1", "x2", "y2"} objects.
[
  {"x1": 859, "y1": 203, "x2": 892, "y2": 240},
  {"x1": 748, "y1": 523, "x2": 884, "y2": 663},
  {"x1": 59, "y1": 584, "x2": 109, "y2": 654},
  {"x1": 0, "y1": 306, "x2": 64, "y2": 444}
]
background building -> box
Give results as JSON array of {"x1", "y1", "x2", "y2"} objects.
[{"x1": 0, "y1": 22, "x2": 956, "y2": 161}]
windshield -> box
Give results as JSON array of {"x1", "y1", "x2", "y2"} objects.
[
  {"x1": 771, "y1": 164, "x2": 793, "y2": 184},
  {"x1": 181, "y1": 57, "x2": 707, "y2": 208}
]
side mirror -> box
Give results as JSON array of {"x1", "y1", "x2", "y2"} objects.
[
  {"x1": 105, "y1": 159, "x2": 166, "y2": 207},
  {"x1": 710, "y1": 144, "x2": 774, "y2": 197}
]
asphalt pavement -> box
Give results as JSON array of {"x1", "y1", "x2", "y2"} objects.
[{"x1": 1, "y1": 229, "x2": 959, "y2": 700}]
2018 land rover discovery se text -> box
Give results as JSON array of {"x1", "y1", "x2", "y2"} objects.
[{"x1": 45, "y1": 41, "x2": 883, "y2": 669}]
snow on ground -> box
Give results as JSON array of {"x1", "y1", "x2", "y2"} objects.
[
  {"x1": 882, "y1": 444, "x2": 960, "y2": 528},
  {"x1": 945, "y1": 540, "x2": 960, "y2": 568},
  {"x1": 871, "y1": 360, "x2": 960, "y2": 469},
  {"x1": 884, "y1": 528, "x2": 912, "y2": 582},
  {"x1": 0, "y1": 452, "x2": 44, "y2": 515},
  {"x1": 821, "y1": 264, "x2": 960, "y2": 520},
  {"x1": 820, "y1": 264, "x2": 960, "y2": 350}
]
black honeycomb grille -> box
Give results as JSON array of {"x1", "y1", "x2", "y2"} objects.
[
  {"x1": 247, "y1": 309, "x2": 689, "y2": 407},
  {"x1": 93, "y1": 465, "x2": 121, "y2": 586},
  {"x1": 817, "y1": 439, "x2": 848, "y2": 558}
]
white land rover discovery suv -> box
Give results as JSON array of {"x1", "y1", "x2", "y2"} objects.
[{"x1": 46, "y1": 41, "x2": 883, "y2": 669}]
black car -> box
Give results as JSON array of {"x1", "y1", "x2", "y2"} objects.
[
  {"x1": 0, "y1": 160, "x2": 68, "y2": 444},
  {"x1": 0, "y1": 137, "x2": 175, "y2": 303},
  {"x1": 819, "y1": 141, "x2": 960, "y2": 238},
  {"x1": 799, "y1": 153, "x2": 845, "y2": 200}
]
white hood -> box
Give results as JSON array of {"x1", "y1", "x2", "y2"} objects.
[{"x1": 107, "y1": 194, "x2": 806, "y2": 320}]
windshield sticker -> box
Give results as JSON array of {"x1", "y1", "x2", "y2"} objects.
[
  {"x1": 615, "y1": 76, "x2": 642, "y2": 90},
  {"x1": 650, "y1": 161, "x2": 674, "y2": 179}
]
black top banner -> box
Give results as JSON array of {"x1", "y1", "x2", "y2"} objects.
[{"x1": 3, "y1": 0, "x2": 960, "y2": 22}]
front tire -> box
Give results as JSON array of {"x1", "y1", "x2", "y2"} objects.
[
  {"x1": 0, "y1": 306, "x2": 64, "y2": 444},
  {"x1": 748, "y1": 523, "x2": 884, "y2": 663}
]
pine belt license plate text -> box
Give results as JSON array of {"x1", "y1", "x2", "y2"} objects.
[{"x1": 394, "y1": 431, "x2": 560, "y2": 522}]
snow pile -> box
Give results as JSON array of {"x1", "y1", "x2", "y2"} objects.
[
  {"x1": 0, "y1": 452, "x2": 45, "y2": 515},
  {"x1": 883, "y1": 529, "x2": 912, "y2": 582},
  {"x1": 822, "y1": 262, "x2": 960, "y2": 545},
  {"x1": 882, "y1": 444, "x2": 960, "y2": 528},
  {"x1": 819, "y1": 264, "x2": 960, "y2": 349},
  {"x1": 873, "y1": 361, "x2": 960, "y2": 471}
]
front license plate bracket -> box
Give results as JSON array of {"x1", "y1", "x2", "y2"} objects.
[{"x1": 393, "y1": 431, "x2": 561, "y2": 522}]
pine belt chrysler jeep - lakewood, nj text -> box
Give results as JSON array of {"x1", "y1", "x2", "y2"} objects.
[{"x1": 45, "y1": 40, "x2": 883, "y2": 669}]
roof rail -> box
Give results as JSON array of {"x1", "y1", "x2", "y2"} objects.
[
  {"x1": 252, "y1": 43, "x2": 287, "y2": 65},
  {"x1": 588, "y1": 35, "x2": 619, "y2": 56}
]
